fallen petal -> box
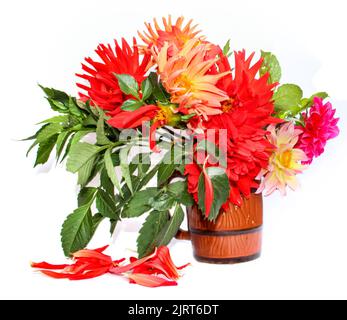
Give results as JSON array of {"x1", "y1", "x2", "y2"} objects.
[{"x1": 127, "y1": 273, "x2": 177, "y2": 288}]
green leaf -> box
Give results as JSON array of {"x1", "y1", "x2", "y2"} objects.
[
  {"x1": 130, "y1": 153, "x2": 151, "y2": 178},
  {"x1": 137, "y1": 163, "x2": 160, "y2": 191},
  {"x1": 148, "y1": 192, "x2": 176, "y2": 212},
  {"x1": 77, "y1": 155, "x2": 97, "y2": 187},
  {"x1": 198, "y1": 167, "x2": 230, "y2": 222},
  {"x1": 110, "y1": 219, "x2": 118, "y2": 235},
  {"x1": 78, "y1": 187, "x2": 98, "y2": 206},
  {"x1": 36, "y1": 123, "x2": 62, "y2": 143},
  {"x1": 273, "y1": 84, "x2": 303, "y2": 114},
  {"x1": 222, "y1": 39, "x2": 232, "y2": 57},
  {"x1": 121, "y1": 99, "x2": 143, "y2": 111},
  {"x1": 300, "y1": 92, "x2": 329, "y2": 110},
  {"x1": 122, "y1": 188, "x2": 158, "y2": 218},
  {"x1": 39, "y1": 85, "x2": 69, "y2": 104},
  {"x1": 96, "y1": 114, "x2": 112, "y2": 145},
  {"x1": 60, "y1": 130, "x2": 92, "y2": 163},
  {"x1": 100, "y1": 168, "x2": 114, "y2": 195},
  {"x1": 119, "y1": 145, "x2": 133, "y2": 194},
  {"x1": 66, "y1": 142, "x2": 103, "y2": 173},
  {"x1": 61, "y1": 201, "x2": 95, "y2": 256},
  {"x1": 92, "y1": 213, "x2": 104, "y2": 234},
  {"x1": 260, "y1": 51, "x2": 282, "y2": 84},
  {"x1": 38, "y1": 115, "x2": 69, "y2": 125},
  {"x1": 34, "y1": 134, "x2": 58, "y2": 167},
  {"x1": 96, "y1": 189, "x2": 118, "y2": 219},
  {"x1": 56, "y1": 130, "x2": 73, "y2": 161},
  {"x1": 137, "y1": 211, "x2": 170, "y2": 258},
  {"x1": 68, "y1": 97, "x2": 83, "y2": 117},
  {"x1": 153, "y1": 203, "x2": 185, "y2": 247},
  {"x1": 157, "y1": 162, "x2": 176, "y2": 186},
  {"x1": 167, "y1": 181, "x2": 195, "y2": 207},
  {"x1": 148, "y1": 72, "x2": 170, "y2": 103},
  {"x1": 141, "y1": 78, "x2": 153, "y2": 101},
  {"x1": 83, "y1": 114, "x2": 97, "y2": 127},
  {"x1": 114, "y1": 74, "x2": 140, "y2": 99},
  {"x1": 104, "y1": 148, "x2": 123, "y2": 196}
]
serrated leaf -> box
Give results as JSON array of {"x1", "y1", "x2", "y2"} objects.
[
  {"x1": 121, "y1": 99, "x2": 143, "y2": 111},
  {"x1": 157, "y1": 162, "x2": 176, "y2": 186},
  {"x1": 96, "y1": 189, "x2": 118, "y2": 219},
  {"x1": 119, "y1": 145, "x2": 133, "y2": 194},
  {"x1": 148, "y1": 192, "x2": 176, "y2": 212},
  {"x1": 260, "y1": 51, "x2": 282, "y2": 84},
  {"x1": 153, "y1": 204, "x2": 184, "y2": 248},
  {"x1": 137, "y1": 211, "x2": 170, "y2": 258},
  {"x1": 198, "y1": 167, "x2": 230, "y2": 221},
  {"x1": 147, "y1": 72, "x2": 170, "y2": 103},
  {"x1": 77, "y1": 155, "x2": 97, "y2": 187},
  {"x1": 104, "y1": 148, "x2": 123, "y2": 196},
  {"x1": 130, "y1": 153, "x2": 151, "y2": 178},
  {"x1": 114, "y1": 74, "x2": 140, "y2": 99},
  {"x1": 141, "y1": 78, "x2": 153, "y2": 101},
  {"x1": 66, "y1": 142, "x2": 103, "y2": 173},
  {"x1": 34, "y1": 134, "x2": 58, "y2": 167},
  {"x1": 78, "y1": 187, "x2": 98, "y2": 206},
  {"x1": 61, "y1": 202, "x2": 94, "y2": 257},
  {"x1": 36, "y1": 123, "x2": 62, "y2": 143},
  {"x1": 56, "y1": 130, "x2": 73, "y2": 161},
  {"x1": 137, "y1": 163, "x2": 160, "y2": 191},
  {"x1": 96, "y1": 114, "x2": 112, "y2": 145},
  {"x1": 122, "y1": 188, "x2": 159, "y2": 218},
  {"x1": 167, "y1": 181, "x2": 195, "y2": 207},
  {"x1": 38, "y1": 115, "x2": 69, "y2": 125},
  {"x1": 68, "y1": 96, "x2": 83, "y2": 117},
  {"x1": 100, "y1": 168, "x2": 114, "y2": 195},
  {"x1": 92, "y1": 213, "x2": 104, "y2": 234},
  {"x1": 60, "y1": 130, "x2": 91, "y2": 163},
  {"x1": 39, "y1": 85, "x2": 69, "y2": 103},
  {"x1": 273, "y1": 84, "x2": 303, "y2": 114}
]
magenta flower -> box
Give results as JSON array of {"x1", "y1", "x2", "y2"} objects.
[{"x1": 296, "y1": 97, "x2": 339, "y2": 164}]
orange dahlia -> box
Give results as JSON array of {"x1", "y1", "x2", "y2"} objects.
[
  {"x1": 154, "y1": 39, "x2": 229, "y2": 119},
  {"x1": 138, "y1": 15, "x2": 204, "y2": 54},
  {"x1": 76, "y1": 38, "x2": 151, "y2": 114}
]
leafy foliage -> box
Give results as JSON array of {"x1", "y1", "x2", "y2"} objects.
[
  {"x1": 260, "y1": 51, "x2": 282, "y2": 84},
  {"x1": 198, "y1": 167, "x2": 230, "y2": 221},
  {"x1": 137, "y1": 211, "x2": 170, "y2": 258}
]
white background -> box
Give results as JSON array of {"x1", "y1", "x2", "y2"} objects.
[{"x1": 1, "y1": 0, "x2": 346, "y2": 300}]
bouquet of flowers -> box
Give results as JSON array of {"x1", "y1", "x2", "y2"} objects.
[{"x1": 27, "y1": 16, "x2": 339, "y2": 284}]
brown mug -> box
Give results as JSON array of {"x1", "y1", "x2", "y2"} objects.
[{"x1": 176, "y1": 193, "x2": 263, "y2": 264}]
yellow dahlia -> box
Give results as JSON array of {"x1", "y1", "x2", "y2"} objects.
[
  {"x1": 154, "y1": 39, "x2": 229, "y2": 119},
  {"x1": 257, "y1": 122, "x2": 309, "y2": 196},
  {"x1": 138, "y1": 15, "x2": 204, "y2": 53}
]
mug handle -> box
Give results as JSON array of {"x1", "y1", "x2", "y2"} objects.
[{"x1": 175, "y1": 228, "x2": 191, "y2": 240}]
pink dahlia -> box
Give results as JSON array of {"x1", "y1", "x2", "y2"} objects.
[{"x1": 296, "y1": 97, "x2": 339, "y2": 164}]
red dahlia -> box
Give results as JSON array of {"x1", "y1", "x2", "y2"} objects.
[
  {"x1": 186, "y1": 51, "x2": 278, "y2": 207},
  {"x1": 76, "y1": 38, "x2": 151, "y2": 114}
]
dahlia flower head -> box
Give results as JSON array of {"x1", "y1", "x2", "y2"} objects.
[{"x1": 296, "y1": 97, "x2": 340, "y2": 164}]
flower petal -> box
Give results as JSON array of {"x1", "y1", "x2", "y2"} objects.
[
  {"x1": 31, "y1": 262, "x2": 69, "y2": 270},
  {"x1": 127, "y1": 273, "x2": 178, "y2": 288}
]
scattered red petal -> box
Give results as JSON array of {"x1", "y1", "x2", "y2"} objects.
[{"x1": 127, "y1": 273, "x2": 178, "y2": 288}]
